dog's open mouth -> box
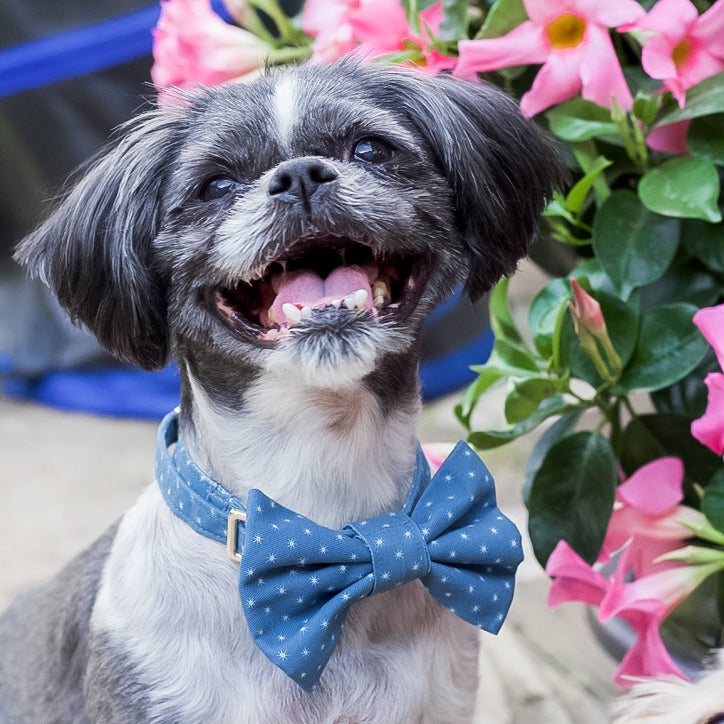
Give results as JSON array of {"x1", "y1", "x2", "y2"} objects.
[{"x1": 212, "y1": 238, "x2": 428, "y2": 343}]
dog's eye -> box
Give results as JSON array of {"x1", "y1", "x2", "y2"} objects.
[
  {"x1": 353, "y1": 139, "x2": 393, "y2": 164},
  {"x1": 200, "y1": 177, "x2": 242, "y2": 201}
]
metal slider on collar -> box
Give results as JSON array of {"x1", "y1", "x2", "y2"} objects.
[{"x1": 226, "y1": 508, "x2": 246, "y2": 563}]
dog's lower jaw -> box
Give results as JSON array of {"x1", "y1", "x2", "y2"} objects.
[{"x1": 265, "y1": 313, "x2": 413, "y2": 390}]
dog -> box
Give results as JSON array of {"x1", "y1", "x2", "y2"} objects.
[
  {"x1": 1, "y1": 61, "x2": 560, "y2": 723},
  {"x1": 611, "y1": 651, "x2": 724, "y2": 724}
]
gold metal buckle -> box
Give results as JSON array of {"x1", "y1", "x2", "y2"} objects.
[{"x1": 226, "y1": 508, "x2": 246, "y2": 563}]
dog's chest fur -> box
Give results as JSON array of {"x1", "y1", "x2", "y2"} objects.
[{"x1": 88, "y1": 379, "x2": 480, "y2": 723}]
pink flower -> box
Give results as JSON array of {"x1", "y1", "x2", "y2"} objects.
[
  {"x1": 569, "y1": 279, "x2": 606, "y2": 336},
  {"x1": 546, "y1": 541, "x2": 688, "y2": 685},
  {"x1": 455, "y1": 0, "x2": 645, "y2": 117},
  {"x1": 303, "y1": 0, "x2": 455, "y2": 72},
  {"x1": 600, "y1": 457, "x2": 708, "y2": 577},
  {"x1": 546, "y1": 539, "x2": 609, "y2": 608},
  {"x1": 693, "y1": 304, "x2": 724, "y2": 369},
  {"x1": 691, "y1": 304, "x2": 724, "y2": 455},
  {"x1": 691, "y1": 373, "x2": 724, "y2": 455},
  {"x1": 623, "y1": 0, "x2": 724, "y2": 153},
  {"x1": 646, "y1": 121, "x2": 691, "y2": 154},
  {"x1": 152, "y1": 0, "x2": 268, "y2": 90},
  {"x1": 598, "y1": 548, "x2": 724, "y2": 684},
  {"x1": 624, "y1": 0, "x2": 724, "y2": 108}
]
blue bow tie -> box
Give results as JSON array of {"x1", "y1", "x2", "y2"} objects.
[{"x1": 156, "y1": 410, "x2": 523, "y2": 691}]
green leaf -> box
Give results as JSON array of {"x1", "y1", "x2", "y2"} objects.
[
  {"x1": 633, "y1": 91, "x2": 662, "y2": 126},
  {"x1": 655, "y1": 71, "x2": 724, "y2": 126},
  {"x1": 639, "y1": 258, "x2": 722, "y2": 311},
  {"x1": 619, "y1": 414, "x2": 723, "y2": 490},
  {"x1": 455, "y1": 368, "x2": 506, "y2": 429},
  {"x1": 680, "y1": 219, "x2": 724, "y2": 273},
  {"x1": 559, "y1": 287, "x2": 640, "y2": 387},
  {"x1": 487, "y1": 337, "x2": 539, "y2": 373},
  {"x1": 488, "y1": 277, "x2": 529, "y2": 351},
  {"x1": 438, "y1": 0, "x2": 469, "y2": 40},
  {"x1": 639, "y1": 157, "x2": 722, "y2": 223},
  {"x1": 468, "y1": 396, "x2": 569, "y2": 449},
  {"x1": 592, "y1": 190, "x2": 680, "y2": 300},
  {"x1": 618, "y1": 303, "x2": 710, "y2": 392},
  {"x1": 565, "y1": 157, "x2": 614, "y2": 214},
  {"x1": 529, "y1": 277, "x2": 570, "y2": 360},
  {"x1": 476, "y1": 0, "x2": 527, "y2": 39},
  {"x1": 688, "y1": 113, "x2": 724, "y2": 166},
  {"x1": 523, "y1": 409, "x2": 583, "y2": 505},
  {"x1": 527, "y1": 432, "x2": 617, "y2": 566},
  {"x1": 650, "y1": 348, "x2": 718, "y2": 419},
  {"x1": 547, "y1": 99, "x2": 618, "y2": 142},
  {"x1": 505, "y1": 376, "x2": 568, "y2": 424},
  {"x1": 703, "y1": 469, "x2": 724, "y2": 535}
]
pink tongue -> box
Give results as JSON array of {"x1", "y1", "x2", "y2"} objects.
[{"x1": 269, "y1": 265, "x2": 373, "y2": 324}]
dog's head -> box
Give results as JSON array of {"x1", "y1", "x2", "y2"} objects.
[{"x1": 16, "y1": 62, "x2": 562, "y2": 392}]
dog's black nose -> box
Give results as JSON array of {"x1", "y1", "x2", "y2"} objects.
[{"x1": 268, "y1": 158, "x2": 338, "y2": 202}]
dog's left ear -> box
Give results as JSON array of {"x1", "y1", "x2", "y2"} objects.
[
  {"x1": 383, "y1": 70, "x2": 565, "y2": 301},
  {"x1": 14, "y1": 107, "x2": 186, "y2": 370}
]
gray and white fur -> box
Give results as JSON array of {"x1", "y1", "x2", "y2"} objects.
[{"x1": 1, "y1": 61, "x2": 562, "y2": 723}]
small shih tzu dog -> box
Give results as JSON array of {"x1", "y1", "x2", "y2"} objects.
[
  {"x1": 611, "y1": 651, "x2": 724, "y2": 724},
  {"x1": 0, "y1": 61, "x2": 560, "y2": 722}
]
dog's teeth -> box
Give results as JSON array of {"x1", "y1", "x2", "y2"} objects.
[
  {"x1": 300, "y1": 305, "x2": 312, "y2": 320},
  {"x1": 282, "y1": 303, "x2": 301, "y2": 324},
  {"x1": 331, "y1": 299, "x2": 342, "y2": 309},
  {"x1": 372, "y1": 280, "x2": 390, "y2": 301},
  {"x1": 343, "y1": 295, "x2": 355, "y2": 310},
  {"x1": 374, "y1": 295, "x2": 385, "y2": 308},
  {"x1": 353, "y1": 289, "x2": 368, "y2": 310}
]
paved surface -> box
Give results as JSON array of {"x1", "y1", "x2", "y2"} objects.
[{"x1": 0, "y1": 262, "x2": 621, "y2": 721}]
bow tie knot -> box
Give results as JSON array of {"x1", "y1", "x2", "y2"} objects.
[{"x1": 346, "y1": 512, "x2": 431, "y2": 595}]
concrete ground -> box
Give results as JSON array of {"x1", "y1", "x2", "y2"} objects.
[{"x1": 0, "y1": 261, "x2": 621, "y2": 722}]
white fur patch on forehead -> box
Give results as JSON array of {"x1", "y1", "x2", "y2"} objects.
[{"x1": 274, "y1": 74, "x2": 297, "y2": 148}]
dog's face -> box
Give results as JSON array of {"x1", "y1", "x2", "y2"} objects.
[{"x1": 16, "y1": 62, "x2": 561, "y2": 394}]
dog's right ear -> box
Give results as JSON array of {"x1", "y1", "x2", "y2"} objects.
[{"x1": 14, "y1": 107, "x2": 186, "y2": 371}]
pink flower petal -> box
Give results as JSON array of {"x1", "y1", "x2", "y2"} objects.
[
  {"x1": 691, "y1": 372, "x2": 724, "y2": 456},
  {"x1": 626, "y1": 0, "x2": 698, "y2": 36},
  {"x1": 348, "y1": 0, "x2": 409, "y2": 45},
  {"x1": 545, "y1": 540, "x2": 609, "y2": 607},
  {"x1": 617, "y1": 458, "x2": 684, "y2": 516},
  {"x1": 152, "y1": 0, "x2": 266, "y2": 89},
  {"x1": 599, "y1": 561, "x2": 714, "y2": 622},
  {"x1": 641, "y1": 34, "x2": 680, "y2": 82},
  {"x1": 613, "y1": 612, "x2": 688, "y2": 685},
  {"x1": 579, "y1": 0, "x2": 646, "y2": 28},
  {"x1": 674, "y1": 44, "x2": 724, "y2": 94},
  {"x1": 646, "y1": 120, "x2": 691, "y2": 153},
  {"x1": 520, "y1": 52, "x2": 582, "y2": 117},
  {"x1": 694, "y1": 0, "x2": 724, "y2": 56},
  {"x1": 455, "y1": 23, "x2": 549, "y2": 75},
  {"x1": 303, "y1": 0, "x2": 347, "y2": 37},
  {"x1": 523, "y1": 0, "x2": 576, "y2": 27},
  {"x1": 579, "y1": 23, "x2": 633, "y2": 109},
  {"x1": 693, "y1": 304, "x2": 724, "y2": 370}
]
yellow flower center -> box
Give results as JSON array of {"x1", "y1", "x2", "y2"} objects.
[
  {"x1": 546, "y1": 13, "x2": 587, "y2": 50},
  {"x1": 672, "y1": 38, "x2": 692, "y2": 70}
]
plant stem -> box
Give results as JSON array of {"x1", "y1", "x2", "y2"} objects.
[{"x1": 248, "y1": 0, "x2": 310, "y2": 47}]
